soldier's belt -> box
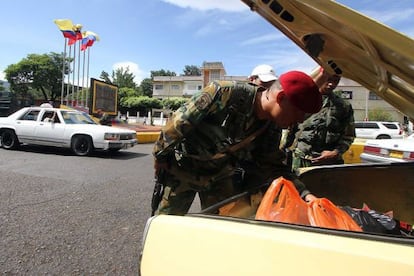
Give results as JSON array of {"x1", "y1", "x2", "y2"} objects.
[{"x1": 167, "y1": 162, "x2": 236, "y2": 190}]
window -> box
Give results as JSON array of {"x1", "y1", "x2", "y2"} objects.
[
  {"x1": 42, "y1": 111, "x2": 60, "y2": 123},
  {"x1": 187, "y1": 85, "x2": 202, "y2": 91},
  {"x1": 355, "y1": 122, "x2": 379, "y2": 129},
  {"x1": 341, "y1": 90, "x2": 353, "y2": 99},
  {"x1": 209, "y1": 70, "x2": 221, "y2": 82},
  {"x1": 364, "y1": 122, "x2": 380, "y2": 129},
  {"x1": 155, "y1": 84, "x2": 163, "y2": 90},
  {"x1": 20, "y1": 110, "x2": 40, "y2": 121},
  {"x1": 368, "y1": 91, "x2": 382, "y2": 100},
  {"x1": 171, "y1": 84, "x2": 180, "y2": 90},
  {"x1": 383, "y1": 123, "x2": 398, "y2": 130}
]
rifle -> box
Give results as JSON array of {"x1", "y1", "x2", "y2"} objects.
[{"x1": 151, "y1": 168, "x2": 165, "y2": 216}]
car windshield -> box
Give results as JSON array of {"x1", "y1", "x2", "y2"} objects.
[{"x1": 61, "y1": 110, "x2": 96, "y2": 125}]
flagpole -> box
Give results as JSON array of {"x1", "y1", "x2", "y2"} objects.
[
  {"x1": 81, "y1": 49, "x2": 86, "y2": 107},
  {"x1": 85, "y1": 48, "x2": 90, "y2": 110},
  {"x1": 60, "y1": 39, "x2": 67, "y2": 106},
  {"x1": 71, "y1": 43, "x2": 76, "y2": 106},
  {"x1": 66, "y1": 44, "x2": 72, "y2": 106},
  {"x1": 76, "y1": 38, "x2": 81, "y2": 107}
]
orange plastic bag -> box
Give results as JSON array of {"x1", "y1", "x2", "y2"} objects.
[
  {"x1": 255, "y1": 177, "x2": 310, "y2": 225},
  {"x1": 308, "y1": 198, "x2": 362, "y2": 232}
]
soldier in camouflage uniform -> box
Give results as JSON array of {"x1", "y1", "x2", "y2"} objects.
[
  {"x1": 289, "y1": 69, "x2": 355, "y2": 171},
  {"x1": 152, "y1": 70, "x2": 323, "y2": 215}
]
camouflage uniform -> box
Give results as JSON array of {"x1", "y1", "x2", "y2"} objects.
[
  {"x1": 153, "y1": 80, "x2": 310, "y2": 215},
  {"x1": 291, "y1": 92, "x2": 355, "y2": 170}
]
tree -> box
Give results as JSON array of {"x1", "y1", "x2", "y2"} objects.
[
  {"x1": 119, "y1": 87, "x2": 140, "y2": 106},
  {"x1": 183, "y1": 65, "x2": 201, "y2": 76},
  {"x1": 100, "y1": 71, "x2": 112, "y2": 84},
  {"x1": 150, "y1": 69, "x2": 176, "y2": 77},
  {"x1": 113, "y1": 67, "x2": 137, "y2": 89},
  {"x1": 368, "y1": 108, "x2": 394, "y2": 121},
  {"x1": 161, "y1": 97, "x2": 188, "y2": 111},
  {"x1": 140, "y1": 78, "x2": 153, "y2": 97},
  {"x1": 5, "y1": 52, "x2": 69, "y2": 102},
  {"x1": 100, "y1": 67, "x2": 137, "y2": 89},
  {"x1": 120, "y1": 96, "x2": 162, "y2": 116}
]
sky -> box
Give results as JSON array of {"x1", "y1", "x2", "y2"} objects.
[{"x1": 0, "y1": 0, "x2": 413, "y2": 85}]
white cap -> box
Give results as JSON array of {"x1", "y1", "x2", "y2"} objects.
[
  {"x1": 249, "y1": 64, "x2": 277, "y2": 82},
  {"x1": 40, "y1": 103, "x2": 53, "y2": 108}
]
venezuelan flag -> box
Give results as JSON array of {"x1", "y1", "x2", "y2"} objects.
[
  {"x1": 54, "y1": 19, "x2": 76, "y2": 39},
  {"x1": 81, "y1": 31, "x2": 100, "y2": 51},
  {"x1": 54, "y1": 19, "x2": 82, "y2": 45}
]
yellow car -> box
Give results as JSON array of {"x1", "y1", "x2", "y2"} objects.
[{"x1": 140, "y1": 1, "x2": 414, "y2": 275}]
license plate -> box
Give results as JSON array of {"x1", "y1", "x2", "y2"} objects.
[{"x1": 389, "y1": 150, "x2": 403, "y2": 159}]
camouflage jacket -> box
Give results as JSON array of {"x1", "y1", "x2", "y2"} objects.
[
  {"x1": 294, "y1": 92, "x2": 355, "y2": 157},
  {"x1": 153, "y1": 80, "x2": 306, "y2": 192}
]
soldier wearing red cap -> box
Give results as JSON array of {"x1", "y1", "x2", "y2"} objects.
[{"x1": 152, "y1": 70, "x2": 322, "y2": 215}]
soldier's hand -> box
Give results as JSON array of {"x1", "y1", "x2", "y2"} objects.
[
  {"x1": 311, "y1": 150, "x2": 339, "y2": 163},
  {"x1": 313, "y1": 67, "x2": 330, "y2": 87}
]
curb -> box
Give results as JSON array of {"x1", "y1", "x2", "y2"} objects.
[{"x1": 136, "y1": 132, "x2": 160, "y2": 144}]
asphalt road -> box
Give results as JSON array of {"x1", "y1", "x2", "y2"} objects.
[{"x1": 0, "y1": 143, "x2": 165, "y2": 275}]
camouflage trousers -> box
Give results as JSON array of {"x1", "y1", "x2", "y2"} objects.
[{"x1": 154, "y1": 164, "x2": 242, "y2": 215}]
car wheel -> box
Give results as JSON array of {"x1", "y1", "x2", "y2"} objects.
[
  {"x1": 71, "y1": 135, "x2": 93, "y2": 156},
  {"x1": 1, "y1": 129, "x2": 20, "y2": 150},
  {"x1": 376, "y1": 134, "x2": 391, "y2": 139}
]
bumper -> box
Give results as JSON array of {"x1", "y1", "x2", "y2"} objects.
[
  {"x1": 360, "y1": 153, "x2": 407, "y2": 163},
  {"x1": 101, "y1": 139, "x2": 138, "y2": 150}
]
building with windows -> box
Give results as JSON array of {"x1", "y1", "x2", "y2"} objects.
[
  {"x1": 152, "y1": 61, "x2": 246, "y2": 99},
  {"x1": 152, "y1": 61, "x2": 405, "y2": 122},
  {"x1": 337, "y1": 78, "x2": 404, "y2": 122}
]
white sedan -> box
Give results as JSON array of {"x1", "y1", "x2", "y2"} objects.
[
  {"x1": 0, "y1": 106, "x2": 138, "y2": 156},
  {"x1": 360, "y1": 134, "x2": 414, "y2": 163}
]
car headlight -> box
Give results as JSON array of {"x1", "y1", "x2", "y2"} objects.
[{"x1": 104, "y1": 133, "x2": 120, "y2": 141}]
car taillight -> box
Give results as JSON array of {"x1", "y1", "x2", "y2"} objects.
[
  {"x1": 403, "y1": 152, "x2": 414, "y2": 161},
  {"x1": 363, "y1": 145, "x2": 381, "y2": 154},
  {"x1": 363, "y1": 145, "x2": 389, "y2": 156}
]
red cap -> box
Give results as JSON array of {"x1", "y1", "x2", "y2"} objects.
[{"x1": 279, "y1": 71, "x2": 322, "y2": 113}]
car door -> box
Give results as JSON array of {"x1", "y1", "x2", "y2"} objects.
[
  {"x1": 14, "y1": 109, "x2": 41, "y2": 143},
  {"x1": 355, "y1": 122, "x2": 382, "y2": 139},
  {"x1": 34, "y1": 110, "x2": 66, "y2": 146}
]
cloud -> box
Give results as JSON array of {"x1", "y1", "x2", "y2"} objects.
[
  {"x1": 362, "y1": 8, "x2": 414, "y2": 24},
  {"x1": 160, "y1": 0, "x2": 247, "y2": 12},
  {"x1": 0, "y1": 70, "x2": 5, "y2": 81},
  {"x1": 240, "y1": 33, "x2": 286, "y2": 46},
  {"x1": 112, "y1": 61, "x2": 145, "y2": 85}
]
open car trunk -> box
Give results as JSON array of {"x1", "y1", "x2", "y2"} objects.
[
  {"x1": 199, "y1": 163, "x2": 414, "y2": 232},
  {"x1": 141, "y1": 164, "x2": 414, "y2": 276}
]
